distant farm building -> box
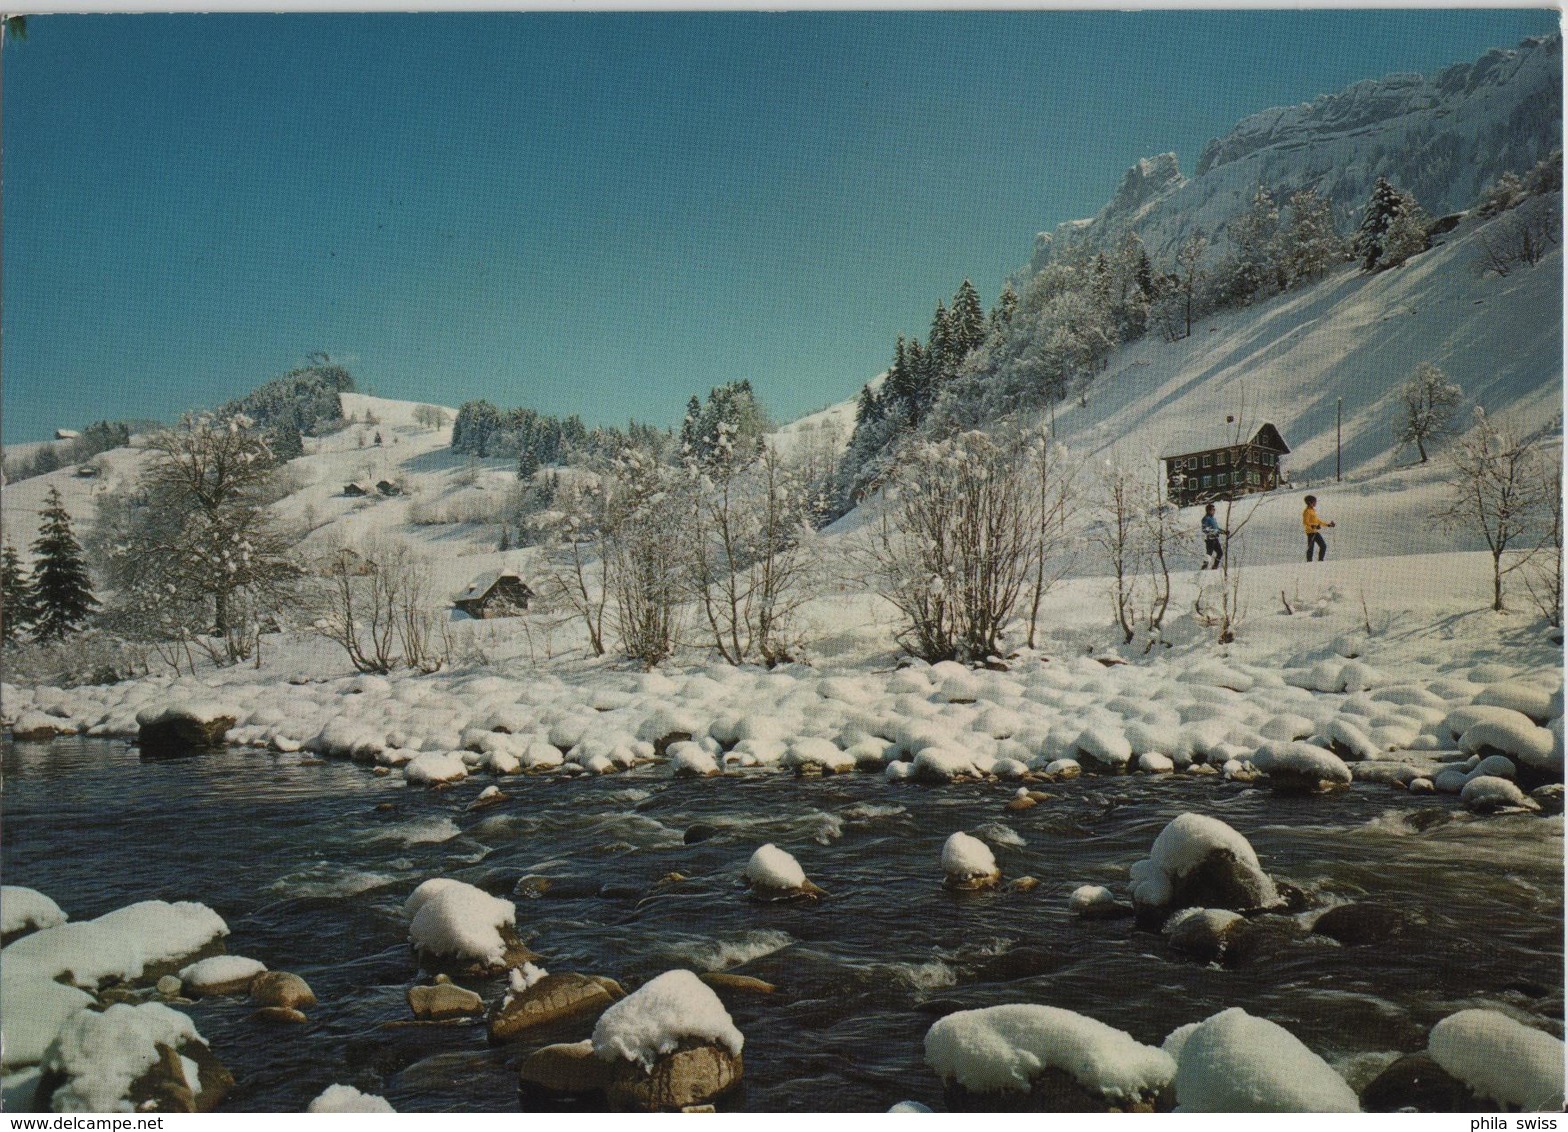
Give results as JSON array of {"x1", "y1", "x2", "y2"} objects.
[
  {"x1": 376, "y1": 479, "x2": 403, "y2": 496},
  {"x1": 55, "y1": 429, "x2": 80, "y2": 441},
  {"x1": 1162, "y1": 423, "x2": 1290, "y2": 507},
  {"x1": 342, "y1": 481, "x2": 372, "y2": 497},
  {"x1": 454, "y1": 571, "x2": 534, "y2": 619}
]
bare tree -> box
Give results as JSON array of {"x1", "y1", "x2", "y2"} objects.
[
  {"x1": 1395, "y1": 362, "x2": 1465, "y2": 463},
  {"x1": 535, "y1": 477, "x2": 611, "y2": 656},
  {"x1": 685, "y1": 443, "x2": 818, "y2": 666},
  {"x1": 1476, "y1": 196, "x2": 1560, "y2": 276},
  {"x1": 1093, "y1": 460, "x2": 1186, "y2": 647},
  {"x1": 311, "y1": 539, "x2": 450, "y2": 674},
  {"x1": 1522, "y1": 447, "x2": 1563, "y2": 627},
  {"x1": 1022, "y1": 432, "x2": 1078, "y2": 649},
  {"x1": 859, "y1": 431, "x2": 1035, "y2": 663},
  {"x1": 1433, "y1": 409, "x2": 1555, "y2": 612}
]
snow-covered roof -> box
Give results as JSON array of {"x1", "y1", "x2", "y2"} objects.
[
  {"x1": 1157, "y1": 423, "x2": 1289, "y2": 461},
  {"x1": 455, "y1": 570, "x2": 526, "y2": 603}
]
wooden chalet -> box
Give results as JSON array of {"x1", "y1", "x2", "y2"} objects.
[
  {"x1": 454, "y1": 571, "x2": 534, "y2": 619},
  {"x1": 342, "y1": 481, "x2": 372, "y2": 497},
  {"x1": 376, "y1": 479, "x2": 403, "y2": 497},
  {"x1": 1161, "y1": 423, "x2": 1290, "y2": 507}
]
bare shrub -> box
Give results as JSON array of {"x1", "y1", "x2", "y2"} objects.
[{"x1": 311, "y1": 540, "x2": 450, "y2": 674}]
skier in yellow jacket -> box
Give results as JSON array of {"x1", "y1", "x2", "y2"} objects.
[{"x1": 1303, "y1": 494, "x2": 1335, "y2": 562}]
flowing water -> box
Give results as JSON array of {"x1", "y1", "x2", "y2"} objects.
[{"x1": 3, "y1": 736, "x2": 1562, "y2": 1112}]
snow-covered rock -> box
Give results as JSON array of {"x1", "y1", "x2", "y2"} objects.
[
  {"x1": 405, "y1": 878, "x2": 522, "y2": 971},
  {"x1": 404, "y1": 750, "x2": 469, "y2": 785},
  {"x1": 592, "y1": 969, "x2": 744, "y2": 1072},
  {"x1": 743, "y1": 844, "x2": 820, "y2": 901},
  {"x1": 1172, "y1": 1007, "x2": 1359, "y2": 1112},
  {"x1": 1250, "y1": 741, "x2": 1351, "y2": 793},
  {"x1": 177, "y1": 956, "x2": 266, "y2": 997},
  {"x1": 307, "y1": 1084, "x2": 397, "y2": 1113},
  {"x1": 941, "y1": 832, "x2": 1001, "y2": 890},
  {"x1": 39, "y1": 1002, "x2": 225, "y2": 1113},
  {"x1": 1, "y1": 886, "x2": 67, "y2": 942},
  {"x1": 924, "y1": 1004, "x2": 1174, "y2": 1104},
  {"x1": 1129, "y1": 813, "x2": 1279, "y2": 924},
  {"x1": 1460, "y1": 775, "x2": 1540, "y2": 813},
  {"x1": 1427, "y1": 1009, "x2": 1564, "y2": 1110}
]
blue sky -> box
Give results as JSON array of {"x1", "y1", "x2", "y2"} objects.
[{"x1": 2, "y1": 10, "x2": 1559, "y2": 442}]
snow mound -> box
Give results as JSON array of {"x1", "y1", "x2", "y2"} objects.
[
  {"x1": 1428, "y1": 1008, "x2": 1564, "y2": 1110},
  {"x1": 308, "y1": 1084, "x2": 397, "y2": 1113},
  {"x1": 406, "y1": 879, "x2": 517, "y2": 965},
  {"x1": 0, "y1": 973, "x2": 95, "y2": 1068},
  {"x1": 924, "y1": 1003, "x2": 1175, "y2": 1100},
  {"x1": 941, "y1": 832, "x2": 999, "y2": 885},
  {"x1": 1172, "y1": 1007, "x2": 1359, "y2": 1112},
  {"x1": 1473, "y1": 679, "x2": 1557, "y2": 721},
  {"x1": 782, "y1": 737, "x2": 856, "y2": 774},
  {"x1": 1069, "y1": 885, "x2": 1116, "y2": 915},
  {"x1": 2, "y1": 886, "x2": 67, "y2": 938},
  {"x1": 40, "y1": 1002, "x2": 203, "y2": 1113},
  {"x1": 177, "y1": 955, "x2": 266, "y2": 994},
  {"x1": 405, "y1": 750, "x2": 469, "y2": 785},
  {"x1": 744, "y1": 844, "x2": 807, "y2": 891},
  {"x1": 670, "y1": 742, "x2": 721, "y2": 777},
  {"x1": 1460, "y1": 775, "x2": 1539, "y2": 813},
  {"x1": 5, "y1": 901, "x2": 229, "y2": 990},
  {"x1": 1251, "y1": 741, "x2": 1351, "y2": 788},
  {"x1": 1460, "y1": 714, "x2": 1559, "y2": 772},
  {"x1": 1129, "y1": 813, "x2": 1277, "y2": 912},
  {"x1": 592, "y1": 969, "x2": 744, "y2": 1071}
]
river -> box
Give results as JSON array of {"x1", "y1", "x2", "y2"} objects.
[{"x1": 3, "y1": 736, "x2": 1561, "y2": 1111}]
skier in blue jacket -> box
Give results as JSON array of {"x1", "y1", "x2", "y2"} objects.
[{"x1": 1201, "y1": 503, "x2": 1225, "y2": 570}]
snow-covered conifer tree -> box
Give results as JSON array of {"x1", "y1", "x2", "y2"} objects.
[
  {"x1": 29, "y1": 487, "x2": 98, "y2": 642},
  {"x1": 1, "y1": 541, "x2": 33, "y2": 644}
]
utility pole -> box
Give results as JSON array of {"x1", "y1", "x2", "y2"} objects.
[{"x1": 1336, "y1": 398, "x2": 1342, "y2": 482}]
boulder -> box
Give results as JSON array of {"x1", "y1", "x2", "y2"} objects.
[
  {"x1": 250, "y1": 1006, "x2": 308, "y2": 1024},
  {"x1": 519, "y1": 1040, "x2": 616, "y2": 1098},
  {"x1": 698, "y1": 972, "x2": 776, "y2": 996},
  {"x1": 605, "y1": 1041, "x2": 744, "y2": 1112},
  {"x1": 1165, "y1": 908, "x2": 1253, "y2": 965},
  {"x1": 130, "y1": 1041, "x2": 233, "y2": 1114},
  {"x1": 944, "y1": 1066, "x2": 1168, "y2": 1113},
  {"x1": 1360, "y1": 1051, "x2": 1492, "y2": 1113},
  {"x1": 1312, "y1": 903, "x2": 1408, "y2": 947},
  {"x1": 408, "y1": 977, "x2": 485, "y2": 1021},
  {"x1": 137, "y1": 704, "x2": 237, "y2": 757},
  {"x1": 250, "y1": 971, "x2": 316, "y2": 1011},
  {"x1": 488, "y1": 972, "x2": 623, "y2": 1042},
  {"x1": 1531, "y1": 783, "x2": 1564, "y2": 815},
  {"x1": 10, "y1": 711, "x2": 72, "y2": 741}
]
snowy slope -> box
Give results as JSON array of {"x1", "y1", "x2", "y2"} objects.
[{"x1": 1047, "y1": 204, "x2": 1562, "y2": 484}]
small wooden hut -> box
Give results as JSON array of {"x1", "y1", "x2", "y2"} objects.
[{"x1": 454, "y1": 571, "x2": 534, "y2": 619}]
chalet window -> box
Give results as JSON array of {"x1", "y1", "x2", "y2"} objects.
[
  {"x1": 1217, "y1": 473, "x2": 1227, "y2": 487},
  {"x1": 1202, "y1": 455, "x2": 1212, "y2": 468},
  {"x1": 1202, "y1": 475, "x2": 1212, "y2": 488},
  {"x1": 1251, "y1": 471, "x2": 1260, "y2": 486}
]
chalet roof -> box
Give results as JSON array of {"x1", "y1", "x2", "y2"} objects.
[
  {"x1": 455, "y1": 570, "x2": 528, "y2": 603},
  {"x1": 1158, "y1": 422, "x2": 1290, "y2": 461},
  {"x1": 343, "y1": 480, "x2": 373, "y2": 493}
]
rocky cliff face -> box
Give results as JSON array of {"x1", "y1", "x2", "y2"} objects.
[{"x1": 1034, "y1": 34, "x2": 1561, "y2": 267}]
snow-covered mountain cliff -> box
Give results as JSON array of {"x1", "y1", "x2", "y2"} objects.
[{"x1": 1033, "y1": 33, "x2": 1562, "y2": 267}]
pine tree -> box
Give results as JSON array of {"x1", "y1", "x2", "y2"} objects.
[
  {"x1": 1, "y1": 541, "x2": 32, "y2": 644},
  {"x1": 949, "y1": 280, "x2": 986, "y2": 360},
  {"x1": 1280, "y1": 188, "x2": 1346, "y2": 285},
  {"x1": 29, "y1": 487, "x2": 97, "y2": 641},
  {"x1": 854, "y1": 386, "x2": 884, "y2": 427},
  {"x1": 1355, "y1": 177, "x2": 1428, "y2": 272},
  {"x1": 884, "y1": 336, "x2": 918, "y2": 412},
  {"x1": 988, "y1": 283, "x2": 1019, "y2": 334}
]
